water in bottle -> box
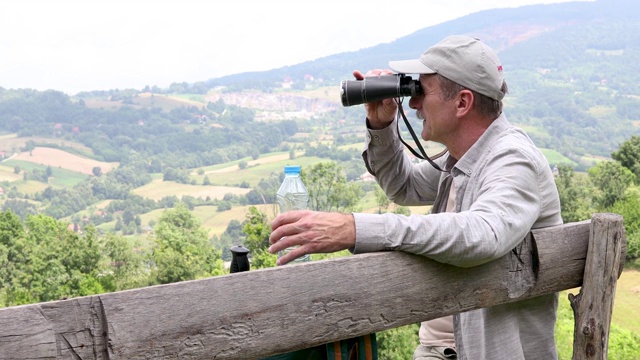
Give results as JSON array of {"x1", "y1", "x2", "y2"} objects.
[{"x1": 276, "y1": 165, "x2": 310, "y2": 263}]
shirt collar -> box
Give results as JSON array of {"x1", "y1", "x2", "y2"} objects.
[{"x1": 453, "y1": 113, "x2": 510, "y2": 176}]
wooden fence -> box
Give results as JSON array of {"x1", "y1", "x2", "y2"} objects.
[{"x1": 0, "y1": 213, "x2": 626, "y2": 359}]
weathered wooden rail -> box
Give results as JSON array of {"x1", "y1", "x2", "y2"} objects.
[{"x1": 0, "y1": 213, "x2": 626, "y2": 359}]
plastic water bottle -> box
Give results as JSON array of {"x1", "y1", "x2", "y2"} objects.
[{"x1": 276, "y1": 165, "x2": 310, "y2": 263}]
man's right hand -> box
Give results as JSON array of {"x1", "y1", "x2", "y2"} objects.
[
  {"x1": 268, "y1": 210, "x2": 356, "y2": 266},
  {"x1": 353, "y1": 69, "x2": 398, "y2": 129}
]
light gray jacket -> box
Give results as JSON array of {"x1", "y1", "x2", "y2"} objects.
[{"x1": 353, "y1": 113, "x2": 563, "y2": 359}]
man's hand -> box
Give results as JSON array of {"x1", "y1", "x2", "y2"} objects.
[
  {"x1": 268, "y1": 210, "x2": 356, "y2": 265},
  {"x1": 353, "y1": 69, "x2": 398, "y2": 129}
]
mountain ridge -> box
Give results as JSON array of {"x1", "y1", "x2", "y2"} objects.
[{"x1": 206, "y1": 0, "x2": 637, "y2": 89}]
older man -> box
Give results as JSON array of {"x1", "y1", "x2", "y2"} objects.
[{"x1": 269, "y1": 35, "x2": 562, "y2": 360}]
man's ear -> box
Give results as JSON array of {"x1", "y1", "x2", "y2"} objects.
[{"x1": 456, "y1": 90, "x2": 474, "y2": 117}]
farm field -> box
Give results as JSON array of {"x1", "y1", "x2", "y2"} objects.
[
  {"x1": 540, "y1": 148, "x2": 577, "y2": 167},
  {"x1": 204, "y1": 151, "x2": 305, "y2": 175},
  {"x1": 83, "y1": 92, "x2": 207, "y2": 112},
  {"x1": 132, "y1": 179, "x2": 251, "y2": 201},
  {"x1": 120, "y1": 204, "x2": 274, "y2": 239},
  {"x1": 196, "y1": 204, "x2": 275, "y2": 237},
  {"x1": 560, "y1": 270, "x2": 640, "y2": 334},
  {"x1": 0, "y1": 134, "x2": 94, "y2": 155},
  {"x1": 12, "y1": 147, "x2": 118, "y2": 175},
  {"x1": 609, "y1": 269, "x2": 640, "y2": 333},
  {"x1": 195, "y1": 155, "x2": 327, "y2": 187},
  {"x1": 0, "y1": 164, "x2": 21, "y2": 182},
  {"x1": 3, "y1": 159, "x2": 89, "y2": 187},
  {"x1": 7, "y1": 180, "x2": 50, "y2": 195}
]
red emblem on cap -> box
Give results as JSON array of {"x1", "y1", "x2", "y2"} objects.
[{"x1": 497, "y1": 65, "x2": 503, "y2": 72}]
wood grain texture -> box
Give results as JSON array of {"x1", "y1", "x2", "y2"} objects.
[
  {"x1": 570, "y1": 213, "x2": 625, "y2": 360},
  {"x1": 0, "y1": 216, "x2": 625, "y2": 359}
]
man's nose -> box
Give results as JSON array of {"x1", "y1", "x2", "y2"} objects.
[{"x1": 408, "y1": 95, "x2": 422, "y2": 110}]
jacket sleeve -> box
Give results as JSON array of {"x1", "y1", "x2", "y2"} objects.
[
  {"x1": 354, "y1": 145, "x2": 546, "y2": 268},
  {"x1": 361, "y1": 118, "x2": 441, "y2": 206}
]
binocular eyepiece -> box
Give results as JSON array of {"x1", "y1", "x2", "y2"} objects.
[{"x1": 340, "y1": 74, "x2": 422, "y2": 107}]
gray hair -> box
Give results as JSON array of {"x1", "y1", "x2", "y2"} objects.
[{"x1": 435, "y1": 74, "x2": 507, "y2": 119}]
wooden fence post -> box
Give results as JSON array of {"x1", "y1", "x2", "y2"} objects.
[{"x1": 570, "y1": 213, "x2": 626, "y2": 360}]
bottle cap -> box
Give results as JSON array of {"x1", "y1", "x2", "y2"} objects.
[{"x1": 284, "y1": 165, "x2": 301, "y2": 174}]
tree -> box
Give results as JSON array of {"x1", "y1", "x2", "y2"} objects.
[
  {"x1": 588, "y1": 160, "x2": 635, "y2": 209},
  {"x1": 302, "y1": 161, "x2": 363, "y2": 212},
  {"x1": 374, "y1": 185, "x2": 391, "y2": 214},
  {"x1": 612, "y1": 135, "x2": 640, "y2": 183},
  {"x1": 217, "y1": 201, "x2": 232, "y2": 212},
  {"x1": 2, "y1": 215, "x2": 104, "y2": 306},
  {"x1": 554, "y1": 164, "x2": 592, "y2": 223},
  {"x1": 610, "y1": 189, "x2": 640, "y2": 260},
  {"x1": 99, "y1": 233, "x2": 149, "y2": 291},
  {"x1": 376, "y1": 324, "x2": 420, "y2": 360},
  {"x1": 393, "y1": 206, "x2": 411, "y2": 216},
  {"x1": 1, "y1": 199, "x2": 38, "y2": 220},
  {"x1": 241, "y1": 206, "x2": 276, "y2": 269},
  {"x1": 92, "y1": 166, "x2": 102, "y2": 177},
  {"x1": 0, "y1": 211, "x2": 26, "y2": 304},
  {"x1": 151, "y1": 203, "x2": 223, "y2": 284}
]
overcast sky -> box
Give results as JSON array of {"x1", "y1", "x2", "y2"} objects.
[{"x1": 0, "y1": 0, "x2": 589, "y2": 95}]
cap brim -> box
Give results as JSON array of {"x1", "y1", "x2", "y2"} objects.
[{"x1": 388, "y1": 59, "x2": 436, "y2": 74}]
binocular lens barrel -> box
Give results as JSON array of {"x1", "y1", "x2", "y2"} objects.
[{"x1": 340, "y1": 74, "x2": 422, "y2": 107}]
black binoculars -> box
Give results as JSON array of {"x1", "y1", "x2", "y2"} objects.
[{"x1": 340, "y1": 74, "x2": 422, "y2": 107}]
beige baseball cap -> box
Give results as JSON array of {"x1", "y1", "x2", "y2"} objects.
[{"x1": 389, "y1": 35, "x2": 506, "y2": 101}]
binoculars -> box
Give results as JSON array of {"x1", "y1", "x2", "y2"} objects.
[{"x1": 340, "y1": 74, "x2": 422, "y2": 107}]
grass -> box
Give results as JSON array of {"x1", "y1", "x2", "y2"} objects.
[
  {"x1": 11, "y1": 147, "x2": 118, "y2": 175},
  {"x1": 0, "y1": 164, "x2": 21, "y2": 182},
  {"x1": 517, "y1": 124, "x2": 550, "y2": 140},
  {"x1": 83, "y1": 92, "x2": 207, "y2": 112},
  {"x1": 167, "y1": 93, "x2": 208, "y2": 105},
  {"x1": 195, "y1": 155, "x2": 327, "y2": 187},
  {"x1": 611, "y1": 269, "x2": 640, "y2": 333},
  {"x1": 556, "y1": 269, "x2": 640, "y2": 359},
  {"x1": 132, "y1": 179, "x2": 251, "y2": 201},
  {"x1": 3, "y1": 159, "x2": 88, "y2": 187},
  {"x1": 112, "y1": 203, "x2": 275, "y2": 239},
  {"x1": 192, "y1": 150, "x2": 301, "y2": 172},
  {"x1": 12, "y1": 180, "x2": 50, "y2": 195},
  {"x1": 133, "y1": 93, "x2": 207, "y2": 110},
  {"x1": 49, "y1": 169, "x2": 89, "y2": 187},
  {"x1": 0, "y1": 135, "x2": 94, "y2": 155},
  {"x1": 196, "y1": 204, "x2": 276, "y2": 237},
  {"x1": 588, "y1": 105, "x2": 617, "y2": 117},
  {"x1": 560, "y1": 270, "x2": 640, "y2": 334},
  {"x1": 541, "y1": 148, "x2": 577, "y2": 167}
]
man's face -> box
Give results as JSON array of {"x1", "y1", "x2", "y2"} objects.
[{"x1": 409, "y1": 74, "x2": 457, "y2": 144}]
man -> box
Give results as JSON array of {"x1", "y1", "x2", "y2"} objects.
[{"x1": 268, "y1": 35, "x2": 562, "y2": 360}]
